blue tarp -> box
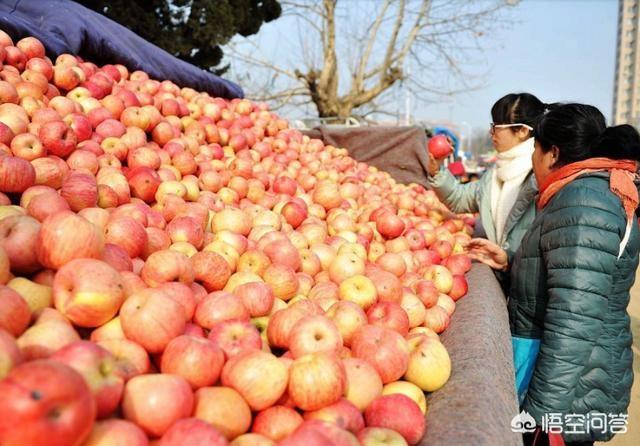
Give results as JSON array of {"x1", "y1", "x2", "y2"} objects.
[{"x1": 0, "y1": 0, "x2": 244, "y2": 99}]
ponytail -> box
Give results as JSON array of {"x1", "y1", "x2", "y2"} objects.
[{"x1": 592, "y1": 125, "x2": 640, "y2": 162}]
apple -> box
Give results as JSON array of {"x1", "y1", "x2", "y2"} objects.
[
  {"x1": 400, "y1": 291, "x2": 426, "y2": 328},
  {"x1": 39, "y1": 120, "x2": 77, "y2": 158},
  {"x1": 208, "y1": 320, "x2": 261, "y2": 359},
  {"x1": 289, "y1": 315, "x2": 343, "y2": 359},
  {"x1": 17, "y1": 314, "x2": 81, "y2": 360},
  {"x1": 376, "y1": 211, "x2": 405, "y2": 239},
  {"x1": 325, "y1": 301, "x2": 367, "y2": 347},
  {"x1": 252, "y1": 406, "x2": 304, "y2": 441},
  {"x1": 159, "y1": 417, "x2": 228, "y2": 446},
  {"x1": 53, "y1": 258, "x2": 125, "y2": 327},
  {"x1": 415, "y1": 280, "x2": 439, "y2": 308},
  {"x1": 303, "y1": 398, "x2": 364, "y2": 433},
  {"x1": 191, "y1": 251, "x2": 231, "y2": 291},
  {"x1": 0, "y1": 285, "x2": 31, "y2": 336},
  {"x1": 160, "y1": 335, "x2": 224, "y2": 389},
  {"x1": 119, "y1": 287, "x2": 186, "y2": 353},
  {"x1": 423, "y1": 305, "x2": 450, "y2": 334},
  {"x1": 366, "y1": 301, "x2": 410, "y2": 336},
  {"x1": 283, "y1": 420, "x2": 360, "y2": 446},
  {"x1": 104, "y1": 216, "x2": 148, "y2": 258},
  {"x1": 263, "y1": 264, "x2": 298, "y2": 301},
  {"x1": 10, "y1": 133, "x2": 45, "y2": 161},
  {"x1": 428, "y1": 134, "x2": 453, "y2": 159},
  {"x1": 194, "y1": 386, "x2": 252, "y2": 441},
  {"x1": 437, "y1": 293, "x2": 456, "y2": 317},
  {"x1": 364, "y1": 394, "x2": 425, "y2": 445},
  {"x1": 366, "y1": 269, "x2": 402, "y2": 303},
  {"x1": 382, "y1": 381, "x2": 427, "y2": 414},
  {"x1": 0, "y1": 360, "x2": 96, "y2": 446},
  {"x1": 443, "y1": 253, "x2": 472, "y2": 275},
  {"x1": 122, "y1": 373, "x2": 193, "y2": 437},
  {"x1": 328, "y1": 253, "x2": 365, "y2": 283},
  {"x1": 50, "y1": 341, "x2": 124, "y2": 418},
  {"x1": 233, "y1": 281, "x2": 274, "y2": 317},
  {"x1": 157, "y1": 281, "x2": 196, "y2": 321},
  {"x1": 404, "y1": 336, "x2": 451, "y2": 392},
  {"x1": 343, "y1": 357, "x2": 383, "y2": 411},
  {"x1": 194, "y1": 291, "x2": 250, "y2": 328},
  {"x1": 222, "y1": 350, "x2": 288, "y2": 411},
  {"x1": 449, "y1": 274, "x2": 468, "y2": 301},
  {"x1": 231, "y1": 433, "x2": 276, "y2": 446},
  {"x1": 0, "y1": 328, "x2": 22, "y2": 379},
  {"x1": 82, "y1": 419, "x2": 149, "y2": 446},
  {"x1": 288, "y1": 352, "x2": 346, "y2": 411},
  {"x1": 36, "y1": 211, "x2": 104, "y2": 270},
  {"x1": 26, "y1": 190, "x2": 71, "y2": 222},
  {"x1": 140, "y1": 249, "x2": 194, "y2": 287},
  {"x1": 422, "y1": 265, "x2": 454, "y2": 294},
  {"x1": 338, "y1": 274, "x2": 377, "y2": 310},
  {"x1": 351, "y1": 325, "x2": 409, "y2": 384},
  {"x1": 0, "y1": 155, "x2": 36, "y2": 193},
  {"x1": 96, "y1": 339, "x2": 150, "y2": 381},
  {"x1": 357, "y1": 427, "x2": 409, "y2": 446},
  {"x1": 266, "y1": 304, "x2": 320, "y2": 349}
]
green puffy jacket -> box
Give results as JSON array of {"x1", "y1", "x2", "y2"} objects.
[{"x1": 509, "y1": 173, "x2": 639, "y2": 443}]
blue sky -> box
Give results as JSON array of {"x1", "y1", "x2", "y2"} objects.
[
  {"x1": 226, "y1": 0, "x2": 619, "y2": 133},
  {"x1": 419, "y1": 0, "x2": 619, "y2": 132}
]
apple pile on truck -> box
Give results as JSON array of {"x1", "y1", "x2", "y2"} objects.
[{"x1": 0, "y1": 31, "x2": 475, "y2": 446}]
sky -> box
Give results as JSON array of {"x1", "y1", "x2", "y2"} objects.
[
  {"x1": 419, "y1": 0, "x2": 619, "y2": 133},
  {"x1": 225, "y1": 0, "x2": 620, "y2": 135}
]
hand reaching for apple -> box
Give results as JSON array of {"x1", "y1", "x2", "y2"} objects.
[{"x1": 464, "y1": 238, "x2": 508, "y2": 271}]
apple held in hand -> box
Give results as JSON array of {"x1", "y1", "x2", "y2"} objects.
[{"x1": 428, "y1": 134, "x2": 453, "y2": 159}]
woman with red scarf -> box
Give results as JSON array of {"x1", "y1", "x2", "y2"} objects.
[{"x1": 472, "y1": 104, "x2": 639, "y2": 446}]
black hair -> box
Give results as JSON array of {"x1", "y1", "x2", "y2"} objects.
[
  {"x1": 491, "y1": 93, "x2": 546, "y2": 134},
  {"x1": 534, "y1": 103, "x2": 640, "y2": 164}
]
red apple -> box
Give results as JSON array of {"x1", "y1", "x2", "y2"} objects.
[
  {"x1": 0, "y1": 360, "x2": 96, "y2": 446},
  {"x1": 39, "y1": 120, "x2": 77, "y2": 158},
  {"x1": 82, "y1": 419, "x2": 149, "y2": 446},
  {"x1": 0, "y1": 286, "x2": 30, "y2": 336},
  {"x1": 0, "y1": 215, "x2": 41, "y2": 273},
  {"x1": 351, "y1": 325, "x2": 409, "y2": 384},
  {"x1": 53, "y1": 258, "x2": 125, "y2": 327},
  {"x1": 288, "y1": 352, "x2": 346, "y2": 411},
  {"x1": 194, "y1": 386, "x2": 252, "y2": 441},
  {"x1": 159, "y1": 417, "x2": 227, "y2": 446},
  {"x1": 366, "y1": 301, "x2": 410, "y2": 336},
  {"x1": 50, "y1": 341, "x2": 124, "y2": 418},
  {"x1": 289, "y1": 315, "x2": 343, "y2": 358},
  {"x1": 60, "y1": 171, "x2": 98, "y2": 211},
  {"x1": 122, "y1": 373, "x2": 193, "y2": 437},
  {"x1": 36, "y1": 211, "x2": 104, "y2": 270},
  {"x1": 428, "y1": 134, "x2": 453, "y2": 159},
  {"x1": 0, "y1": 155, "x2": 36, "y2": 192},
  {"x1": 358, "y1": 427, "x2": 409, "y2": 446},
  {"x1": 222, "y1": 350, "x2": 288, "y2": 411},
  {"x1": 119, "y1": 287, "x2": 186, "y2": 353},
  {"x1": 208, "y1": 320, "x2": 262, "y2": 359},
  {"x1": 160, "y1": 335, "x2": 225, "y2": 389},
  {"x1": 252, "y1": 406, "x2": 303, "y2": 441}
]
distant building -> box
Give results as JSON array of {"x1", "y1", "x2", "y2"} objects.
[{"x1": 613, "y1": 0, "x2": 640, "y2": 125}]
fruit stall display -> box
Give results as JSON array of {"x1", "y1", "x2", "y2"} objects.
[{"x1": 0, "y1": 31, "x2": 478, "y2": 446}]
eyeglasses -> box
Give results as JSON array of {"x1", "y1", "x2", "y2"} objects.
[{"x1": 489, "y1": 123, "x2": 534, "y2": 135}]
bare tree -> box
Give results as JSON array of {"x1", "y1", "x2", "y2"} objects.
[{"x1": 225, "y1": 0, "x2": 517, "y2": 119}]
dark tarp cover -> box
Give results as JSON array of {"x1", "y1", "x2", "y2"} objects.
[
  {"x1": 0, "y1": 0, "x2": 243, "y2": 99},
  {"x1": 303, "y1": 125, "x2": 432, "y2": 188}
]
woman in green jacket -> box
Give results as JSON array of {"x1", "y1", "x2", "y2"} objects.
[
  {"x1": 427, "y1": 93, "x2": 546, "y2": 277},
  {"x1": 498, "y1": 104, "x2": 639, "y2": 445}
]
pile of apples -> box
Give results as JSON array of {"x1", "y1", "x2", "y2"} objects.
[{"x1": 0, "y1": 30, "x2": 475, "y2": 446}]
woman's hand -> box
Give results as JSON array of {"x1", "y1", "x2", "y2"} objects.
[
  {"x1": 427, "y1": 153, "x2": 442, "y2": 177},
  {"x1": 464, "y1": 238, "x2": 508, "y2": 271}
]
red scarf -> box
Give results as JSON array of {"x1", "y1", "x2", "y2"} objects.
[{"x1": 537, "y1": 158, "x2": 638, "y2": 223}]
